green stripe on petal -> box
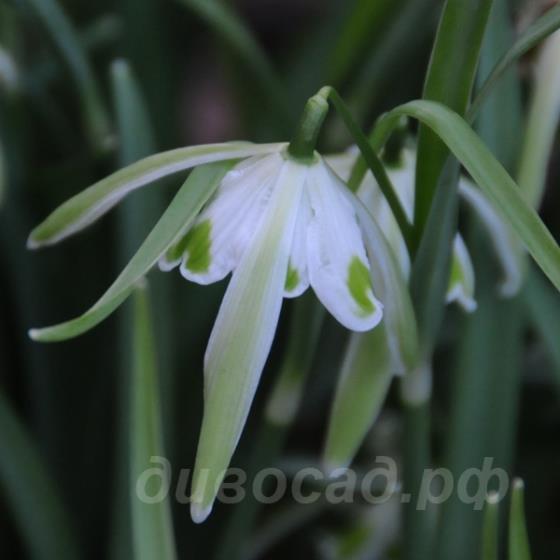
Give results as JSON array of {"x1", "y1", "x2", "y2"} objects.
[
  {"x1": 28, "y1": 142, "x2": 284, "y2": 248},
  {"x1": 190, "y1": 160, "x2": 308, "y2": 523},
  {"x1": 348, "y1": 256, "x2": 377, "y2": 317},
  {"x1": 182, "y1": 220, "x2": 212, "y2": 273},
  {"x1": 446, "y1": 235, "x2": 477, "y2": 312},
  {"x1": 285, "y1": 262, "x2": 300, "y2": 293}
]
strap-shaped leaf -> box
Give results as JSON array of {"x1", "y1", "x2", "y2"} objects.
[
  {"x1": 469, "y1": 4, "x2": 560, "y2": 121},
  {"x1": 374, "y1": 100, "x2": 560, "y2": 293},
  {"x1": 509, "y1": 479, "x2": 533, "y2": 560},
  {"x1": 130, "y1": 285, "x2": 177, "y2": 560},
  {"x1": 28, "y1": 142, "x2": 283, "y2": 248},
  {"x1": 29, "y1": 161, "x2": 235, "y2": 342}
]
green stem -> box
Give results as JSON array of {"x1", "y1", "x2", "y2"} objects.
[
  {"x1": 321, "y1": 86, "x2": 413, "y2": 251},
  {"x1": 287, "y1": 91, "x2": 329, "y2": 160}
]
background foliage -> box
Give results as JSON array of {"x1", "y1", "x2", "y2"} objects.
[{"x1": 0, "y1": 0, "x2": 559, "y2": 558}]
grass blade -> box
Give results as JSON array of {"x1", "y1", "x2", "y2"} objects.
[
  {"x1": 469, "y1": 4, "x2": 560, "y2": 121},
  {"x1": 129, "y1": 284, "x2": 177, "y2": 560},
  {"x1": 23, "y1": 0, "x2": 112, "y2": 150},
  {"x1": 482, "y1": 493, "x2": 500, "y2": 560},
  {"x1": 509, "y1": 479, "x2": 532, "y2": 560},
  {"x1": 0, "y1": 390, "x2": 80, "y2": 560},
  {"x1": 413, "y1": 0, "x2": 493, "y2": 240}
]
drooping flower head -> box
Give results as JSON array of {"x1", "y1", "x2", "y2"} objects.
[{"x1": 27, "y1": 92, "x2": 419, "y2": 523}]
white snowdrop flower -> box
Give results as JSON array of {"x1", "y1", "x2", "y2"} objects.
[{"x1": 28, "y1": 135, "x2": 394, "y2": 524}]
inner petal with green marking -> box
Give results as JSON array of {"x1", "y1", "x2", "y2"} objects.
[
  {"x1": 347, "y1": 256, "x2": 377, "y2": 317},
  {"x1": 182, "y1": 219, "x2": 212, "y2": 273}
]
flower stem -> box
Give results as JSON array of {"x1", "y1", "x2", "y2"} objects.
[{"x1": 287, "y1": 91, "x2": 329, "y2": 160}]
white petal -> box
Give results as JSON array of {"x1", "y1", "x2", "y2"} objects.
[
  {"x1": 446, "y1": 234, "x2": 477, "y2": 312},
  {"x1": 159, "y1": 153, "x2": 283, "y2": 283},
  {"x1": 190, "y1": 159, "x2": 307, "y2": 522},
  {"x1": 307, "y1": 160, "x2": 382, "y2": 332},
  {"x1": 284, "y1": 188, "x2": 311, "y2": 298},
  {"x1": 459, "y1": 177, "x2": 524, "y2": 297},
  {"x1": 28, "y1": 142, "x2": 286, "y2": 248}
]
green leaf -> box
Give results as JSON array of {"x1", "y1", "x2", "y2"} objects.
[
  {"x1": 0, "y1": 389, "x2": 80, "y2": 560},
  {"x1": 509, "y1": 479, "x2": 532, "y2": 560},
  {"x1": 374, "y1": 100, "x2": 560, "y2": 294},
  {"x1": 27, "y1": 142, "x2": 281, "y2": 248},
  {"x1": 414, "y1": 0, "x2": 493, "y2": 240},
  {"x1": 23, "y1": 0, "x2": 112, "y2": 150},
  {"x1": 516, "y1": 30, "x2": 560, "y2": 208},
  {"x1": 323, "y1": 327, "x2": 392, "y2": 473},
  {"x1": 265, "y1": 293, "x2": 325, "y2": 426},
  {"x1": 524, "y1": 269, "x2": 560, "y2": 396},
  {"x1": 29, "y1": 161, "x2": 235, "y2": 342},
  {"x1": 469, "y1": 4, "x2": 560, "y2": 122},
  {"x1": 129, "y1": 284, "x2": 177, "y2": 560},
  {"x1": 481, "y1": 493, "x2": 500, "y2": 560}
]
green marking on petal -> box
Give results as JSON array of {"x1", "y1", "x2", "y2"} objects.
[
  {"x1": 285, "y1": 262, "x2": 299, "y2": 292},
  {"x1": 183, "y1": 219, "x2": 212, "y2": 273},
  {"x1": 449, "y1": 252, "x2": 463, "y2": 289},
  {"x1": 347, "y1": 257, "x2": 375, "y2": 316}
]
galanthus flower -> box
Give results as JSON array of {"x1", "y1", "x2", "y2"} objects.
[
  {"x1": 27, "y1": 93, "x2": 418, "y2": 523},
  {"x1": 327, "y1": 144, "x2": 523, "y2": 308}
]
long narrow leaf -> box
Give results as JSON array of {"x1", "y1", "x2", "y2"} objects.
[
  {"x1": 469, "y1": 4, "x2": 560, "y2": 121},
  {"x1": 481, "y1": 493, "x2": 500, "y2": 560},
  {"x1": 24, "y1": 0, "x2": 111, "y2": 150},
  {"x1": 509, "y1": 479, "x2": 532, "y2": 560},
  {"x1": 130, "y1": 284, "x2": 177, "y2": 560},
  {"x1": 29, "y1": 161, "x2": 235, "y2": 342},
  {"x1": 0, "y1": 390, "x2": 80, "y2": 560}
]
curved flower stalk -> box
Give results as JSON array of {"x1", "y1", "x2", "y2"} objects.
[
  {"x1": 27, "y1": 98, "x2": 418, "y2": 522},
  {"x1": 328, "y1": 144, "x2": 523, "y2": 308}
]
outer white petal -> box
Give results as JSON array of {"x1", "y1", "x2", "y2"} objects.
[
  {"x1": 446, "y1": 234, "x2": 477, "y2": 312},
  {"x1": 159, "y1": 153, "x2": 283, "y2": 283},
  {"x1": 459, "y1": 177, "x2": 524, "y2": 297},
  {"x1": 307, "y1": 159, "x2": 382, "y2": 332},
  {"x1": 28, "y1": 142, "x2": 285, "y2": 248},
  {"x1": 190, "y1": 159, "x2": 307, "y2": 523}
]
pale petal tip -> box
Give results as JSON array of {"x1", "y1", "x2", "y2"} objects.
[
  {"x1": 322, "y1": 461, "x2": 350, "y2": 480},
  {"x1": 190, "y1": 501, "x2": 213, "y2": 524},
  {"x1": 26, "y1": 235, "x2": 41, "y2": 250},
  {"x1": 28, "y1": 328, "x2": 40, "y2": 341}
]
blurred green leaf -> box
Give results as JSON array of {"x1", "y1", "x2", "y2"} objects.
[
  {"x1": 23, "y1": 0, "x2": 112, "y2": 150},
  {"x1": 0, "y1": 389, "x2": 80, "y2": 560},
  {"x1": 129, "y1": 284, "x2": 177, "y2": 560},
  {"x1": 524, "y1": 269, "x2": 560, "y2": 396},
  {"x1": 481, "y1": 494, "x2": 499, "y2": 560},
  {"x1": 28, "y1": 160, "x2": 235, "y2": 341},
  {"x1": 509, "y1": 479, "x2": 532, "y2": 560},
  {"x1": 413, "y1": 0, "x2": 493, "y2": 241},
  {"x1": 375, "y1": 100, "x2": 560, "y2": 294},
  {"x1": 469, "y1": 4, "x2": 560, "y2": 121}
]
